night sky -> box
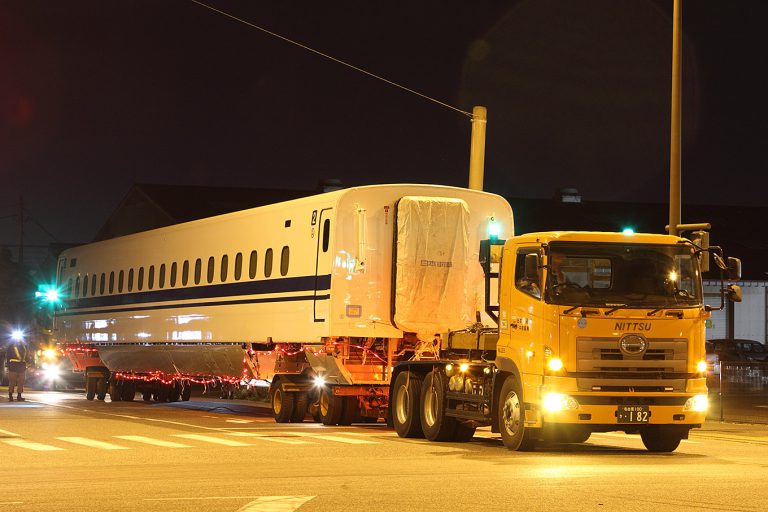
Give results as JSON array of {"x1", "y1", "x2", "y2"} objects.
[{"x1": 2, "y1": 0, "x2": 767, "y2": 265}]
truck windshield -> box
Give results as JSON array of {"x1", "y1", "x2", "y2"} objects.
[{"x1": 545, "y1": 242, "x2": 702, "y2": 308}]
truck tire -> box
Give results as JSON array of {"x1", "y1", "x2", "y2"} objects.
[
  {"x1": 142, "y1": 389, "x2": 152, "y2": 402},
  {"x1": 168, "y1": 382, "x2": 181, "y2": 402},
  {"x1": 122, "y1": 381, "x2": 136, "y2": 402},
  {"x1": 640, "y1": 426, "x2": 683, "y2": 452},
  {"x1": 339, "y1": 396, "x2": 360, "y2": 426},
  {"x1": 96, "y1": 378, "x2": 108, "y2": 401},
  {"x1": 86, "y1": 376, "x2": 97, "y2": 400},
  {"x1": 291, "y1": 391, "x2": 308, "y2": 423},
  {"x1": 110, "y1": 379, "x2": 123, "y2": 402},
  {"x1": 420, "y1": 371, "x2": 456, "y2": 441},
  {"x1": 498, "y1": 376, "x2": 538, "y2": 451},
  {"x1": 452, "y1": 422, "x2": 477, "y2": 442},
  {"x1": 271, "y1": 381, "x2": 295, "y2": 423},
  {"x1": 181, "y1": 381, "x2": 192, "y2": 401},
  {"x1": 392, "y1": 371, "x2": 424, "y2": 438},
  {"x1": 319, "y1": 388, "x2": 344, "y2": 425}
]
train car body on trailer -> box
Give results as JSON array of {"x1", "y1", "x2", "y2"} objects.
[{"x1": 54, "y1": 184, "x2": 513, "y2": 412}]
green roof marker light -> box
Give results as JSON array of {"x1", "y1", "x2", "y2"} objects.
[{"x1": 622, "y1": 227, "x2": 635, "y2": 236}]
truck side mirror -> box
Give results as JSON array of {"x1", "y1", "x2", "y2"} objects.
[
  {"x1": 727, "y1": 284, "x2": 742, "y2": 302},
  {"x1": 727, "y1": 257, "x2": 741, "y2": 281},
  {"x1": 524, "y1": 253, "x2": 539, "y2": 280}
]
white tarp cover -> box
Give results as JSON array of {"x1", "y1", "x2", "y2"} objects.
[{"x1": 394, "y1": 196, "x2": 471, "y2": 338}]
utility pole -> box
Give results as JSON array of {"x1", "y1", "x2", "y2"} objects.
[
  {"x1": 468, "y1": 106, "x2": 487, "y2": 191},
  {"x1": 18, "y1": 195, "x2": 24, "y2": 265},
  {"x1": 668, "y1": 0, "x2": 682, "y2": 236}
]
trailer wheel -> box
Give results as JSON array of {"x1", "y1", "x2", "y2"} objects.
[
  {"x1": 168, "y1": 381, "x2": 181, "y2": 402},
  {"x1": 420, "y1": 371, "x2": 456, "y2": 441},
  {"x1": 640, "y1": 426, "x2": 683, "y2": 452},
  {"x1": 452, "y1": 422, "x2": 477, "y2": 442},
  {"x1": 96, "y1": 378, "x2": 108, "y2": 401},
  {"x1": 339, "y1": 396, "x2": 361, "y2": 426},
  {"x1": 181, "y1": 381, "x2": 192, "y2": 401},
  {"x1": 392, "y1": 371, "x2": 424, "y2": 438},
  {"x1": 122, "y1": 381, "x2": 136, "y2": 402},
  {"x1": 498, "y1": 376, "x2": 538, "y2": 451},
  {"x1": 110, "y1": 379, "x2": 123, "y2": 402},
  {"x1": 271, "y1": 381, "x2": 295, "y2": 423},
  {"x1": 319, "y1": 388, "x2": 344, "y2": 425},
  {"x1": 142, "y1": 389, "x2": 152, "y2": 402},
  {"x1": 85, "y1": 377, "x2": 97, "y2": 400},
  {"x1": 291, "y1": 391, "x2": 308, "y2": 423}
]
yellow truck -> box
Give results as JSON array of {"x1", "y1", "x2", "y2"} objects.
[{"x1": 391, "y1": 230, "x2": 741, "y2": 452}]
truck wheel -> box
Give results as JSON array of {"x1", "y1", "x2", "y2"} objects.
[
  {"x1": 339, "y1": 396, "x2": 361, "y2": 426},
  {"x1": 142, "y1": 389, "x2": 152, "y2": 402},
  {"x1": 181, "y1": 381, "x2": 192, "y2": 401},
  {"x1": 319, "y1": 388, "x2": 344, "y2": 425},
  {"x1": 122, "y1": 381, "x2": 136, "y2": 402},
  {"x1": 96, "y1": 378, "x2": 108, "y2": 401},
  {"x1": 392, "y1": 371, "x2": 424, "y2": 438},
  {"x1": 291, "y1": 391, "x2": 308, "y2": 423},
  {"x1": 498, "y1": 376, "x2": 538, "y2": 451},
  {"x1": 452, "y1": 422, "x2": 477, "y2": 442},
  {"x1": 86, "y1": 377, "x2": 97, "y2": 400},
  {"x1": 640, "y1": 426, "x2": 683, "y2": 452},
  {"x1": 564, "y1": 427, "x2": 591, "y2": 444},
  {"x1": 420, "y1": 371, "x2": 456, "y2": 441},
  {"x1": 110, "y1": 379, "x2": 123, "y2": 402},
  {"x1": 156, "y1": 383, "x2": 170, "y2": 402},
  {"x1": 168, "y1": 382, "x2": 181, "y2": 402},
  {"x1": 271, "y1": 381, "x2": 295, "y2": 423}
]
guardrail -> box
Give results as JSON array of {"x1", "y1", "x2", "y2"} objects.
[{"x1": 708, "y1": 362, "x2": 768, "y2": 424}]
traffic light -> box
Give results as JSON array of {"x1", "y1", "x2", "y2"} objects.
[{"x1": 35, "y1": 284, "x2": 63, "y2": 307}]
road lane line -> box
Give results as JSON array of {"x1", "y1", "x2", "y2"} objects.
[
  {"x1": 114, "y1": 435, "x2": 191, "y2": 448},
  {"x1": 57, "y1": 437, "x2": 129, "y2": 450},
  {"x1": 237, "y1": 496, "x2": 315, "y2": 512},
  {"x1": 173, "y1": 434, "x2": 252, "y2": 446},
  {"x1": 225, "y1": 432, "x2": 313, "y2": 445},
  {"x1": 2, "y1": 439, "x2": 64, "y2": 451},
  {"x1": 0, "y1": 429, "x2": 21, "y2": 437},
  {"x1": 279, "y1": 432, "x2": 379, "y2": 444}
]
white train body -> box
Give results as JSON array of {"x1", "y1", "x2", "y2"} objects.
[{"x1": 55, "y1": 184, "x2": 513, "y2": 384}]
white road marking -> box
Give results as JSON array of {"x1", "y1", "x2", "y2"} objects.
[
  {"x1": 226, "y1": 419, "x2": 254, "y2": 424},
  {"x1": 114, "y1": 435, "x2": 191, "y2": 448},
  {"x1": 173, "y1": 434, "x2": 252, "y2": 446},
  {"x1": 0, "y1": 429, "x2": 21, "y2": 437},
  {"x1": 279, "y1": 432, "x2": 378, "y2": 444},
  {"x1": 225, "y1": 432, "x2": 313, "y2": 445},
  {"x1": 57, "y1": 437, "x2": 129, "y2": 450},
  {"x1": 2, "y1": 439, "x2": 64, "y2": 451},
  {"x1": 237, "y1": 496, "x2": 315, "y2": 512},
  {"x1": 0, "y1": 502, "x2": 23, "y2": 505}
]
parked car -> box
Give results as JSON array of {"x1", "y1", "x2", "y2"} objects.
[{"x1": 706, "y1": 338, "x2": 768, "y2": 375}]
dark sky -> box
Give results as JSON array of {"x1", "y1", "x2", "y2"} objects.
[{"x1": 2, "y1": 0, "x2": 767, "y2": 265}]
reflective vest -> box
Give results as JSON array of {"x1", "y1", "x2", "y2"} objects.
[{"x1": 7, "y1": 344, "x2": 27, "y2": 363}]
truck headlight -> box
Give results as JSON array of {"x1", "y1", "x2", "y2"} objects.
[
  {"x1": 547, "y1": 358, "x2": 564, "y2": 372},
  {"x1": 683, "y1": 394, "x2": 708, "y2": 412},
  {"x1": 696, "y1": 360, "x2": 707, "y2": 373},
  {"x1": 44, "y1": 364, "x2": 60, "y2": 380},
  {"x1": 542, "y1": 393, "x2": 579, "y2": 412}
]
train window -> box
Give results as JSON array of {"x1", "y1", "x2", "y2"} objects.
[
  {"x1": 99, "y1": 273, "x2": 106, "y2": 295},
  {"x1": 220, "y1": 255, "x2": 228, "y2": 282},
  {"x1": 249, "y1": 251, "x2": 258, "y2": 279},
  {"x1": 182, "y1": 260, "x2": 190, "y2": 286},
  {"x1": 138, "y1": 267, "x2": 145, "y2": 291},
  {"x1": 75, "y1": 276, "x2": 81, "y2": 298},
  {"x1": 170, "y1": 262, "x2": 177, "y2": 287},
  {"x1": 322, "y1": 219, "x2": 331, "y2": 252},
  {"x1": 83, "y1": 275, "x2": 89, "y2": 297},
  {"x1": 148, "y1": 266, "x2": 155, "y2": 290},
  {"x1": 264, "y1": 248, "x2": 273, "y2": 278},
  {"x1": 109, "y1": 272, "x2": 115, "y2": 294},
  {"x1": 128, "y1": 269, "x2": 134, "y2": 292},
  {"x1": 91, "y1": 274, "x2": 97, "y2": 296},
  {"x1": 194, "y1": 258, "x2": 201, "y2": 285},
  {"x1": 234, "y1": 253, "x2": 243, "y2": 280},
  {"x1": 118, "y1": 270, "x2": 124, "y2": 293},
  {"x1": 207, "y1": 256, "x2": 215, "y2": 284},
  {"x1": 280, "y1": 246, "x2": 289, "y2": 276},
  {"x1": 159, "y1": 264, "x2": 166, "y2": 289}
]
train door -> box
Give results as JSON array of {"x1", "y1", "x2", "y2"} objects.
[{"x1": 313, "y1": 208, "x2": 333, "y2": 322}]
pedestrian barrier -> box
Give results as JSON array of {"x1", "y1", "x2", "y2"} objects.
[{"x1": 708, "y1": 362, "x2": 768, "y2": 424}]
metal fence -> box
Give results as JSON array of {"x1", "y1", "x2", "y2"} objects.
[{"x1": 707, "y1": 362, "x2": 768, "y2": 424}]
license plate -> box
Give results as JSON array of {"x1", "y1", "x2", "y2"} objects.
[{"x1": 617, "y1": 405, "x2": 650, "y2": 423}]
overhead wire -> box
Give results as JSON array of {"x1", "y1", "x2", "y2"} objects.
[{"x1": 188, "y1": 0, "x2": 473, "y2": 118}]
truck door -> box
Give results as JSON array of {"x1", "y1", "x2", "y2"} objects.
[{"x1": 314, "y1": 208, "x2": 333, "y2": 322}]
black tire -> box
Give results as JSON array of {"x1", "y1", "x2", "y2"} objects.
[
  {"x1": 392, "y1": 371, "x2": 424, "y2": 438},
  {"x1": 564, "y1": 426, "x2": 591, "y2": 444},
  {"x1": 110, "y1": 379, "x2": 123, "y2": 402},
  {"x1": 339, "y1": 396, "x2": 360, "y2": 426},
  {"x1": 85, "y1": 377, "x2": 97, "y2": 400},
  {"x1": 122, "y1": 381, "x2": 136, "y2": 402},
  {"x1": 291, "y1": 391, "x2": 309, "y2": 423},
  {"x1": 271, "y1": 381, "x2": 295, "y2": 423},
  {"x1": 640, "y1": 426, "x2": 683, "y2": 452},
  {"x1": 168, "y1": 382, "x2": 181, "y2": 402},
  {"x1": 420, "y1": 371, "x2": 456, "y2": 441},
  {"x1": 452, "y1": 422, "x2": 477, "y2": 442},
  {"x1": 498, "y1": 375, "x2": 538, "y2": 451},
  {"x1": 319, "y1": 387, "x2": 344, "y2": 426},
  {"x1": 181, "y1": 381, "x2": 192, "y2": 401},
  {"x1": 96, "y1": 378, "x2": 108, "y2": 401},
  {"x1": 155, "y1": 383, "x2": 170, "y2": 403},
  {"x1": 142, "y1": 389, "x2": 152, "y2": 402}
]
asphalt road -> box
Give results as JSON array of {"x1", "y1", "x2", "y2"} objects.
[{"x1": 2, "y1": 390, "x2": 768, "y2": 512}]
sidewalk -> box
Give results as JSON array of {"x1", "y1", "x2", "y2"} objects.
[{"x1": 696, "y1": 419, "x2": 768, "y2": 440}]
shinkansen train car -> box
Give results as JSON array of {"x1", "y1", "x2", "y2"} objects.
[{"x1": 54, "y1": 184, "x2": 513, "y2": 420}]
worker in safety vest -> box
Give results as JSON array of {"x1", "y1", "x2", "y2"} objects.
[{"x1": 6, "y1": 337, "x2": 29, "y2": 402}]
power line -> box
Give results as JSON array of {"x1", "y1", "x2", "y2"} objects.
[{"x1": 189, "y1": 0, "x2": 473, "y2": 118}]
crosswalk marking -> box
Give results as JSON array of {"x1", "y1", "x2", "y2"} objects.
[
  {"x1": 114, "y1": 435, "x2": 191, "y2": 448},
  {"x1": 279, "y1": 432, "x2": 379, "y2": 445},
  {"x1": 2, "y1": 439, "x2": 64, "y2": 451},
  {"x1": 57, "y1": 437, "x2": 129, "y2": 450},
  {"x1": 226, "y1": 432, "x2": 313, "y2": 445},
  {"x1": 173, "y1": 434, "x2": 252, "y2": 447}
]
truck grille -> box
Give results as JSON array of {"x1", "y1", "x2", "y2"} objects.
[{"x1": 576, "y1": 337, "x2": 688, "y2": 374}]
